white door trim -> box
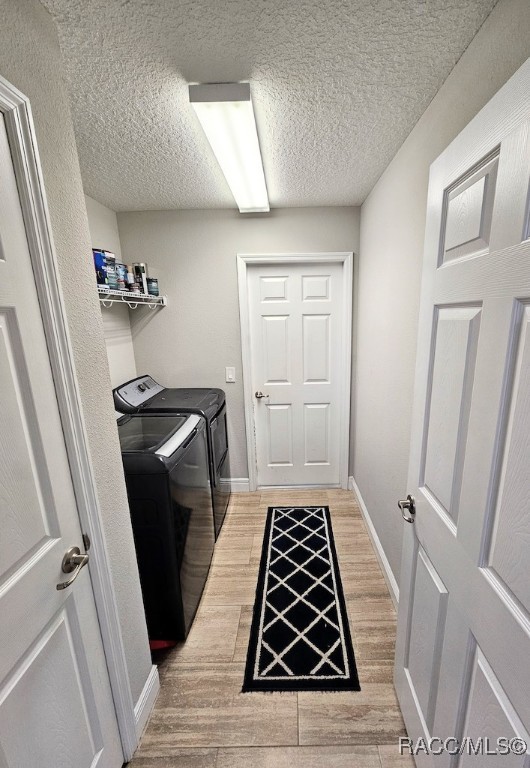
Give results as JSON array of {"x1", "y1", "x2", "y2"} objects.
[
  {"x1": 237, "y1": 252, "x2": 353, "y2": 492},
  {"x1": 0, "y1": 75, "x2": 138, "y2": 761}
]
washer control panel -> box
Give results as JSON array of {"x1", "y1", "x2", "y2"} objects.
[{"x1": 113, "y1": 375, "x2": 164, "y2": 412}]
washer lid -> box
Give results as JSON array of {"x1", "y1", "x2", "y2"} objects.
[{"x1": 118, "y1": 413, "x2": 191, "y2": 453}]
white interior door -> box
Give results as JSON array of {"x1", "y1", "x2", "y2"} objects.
[
  {"x1": 395, "y1": 60, "x2": 530, "y2": 766},
  {"x1": 0, "y1": 113, "x2": 123, "y2": 767},
  {"x1": 246, "y1": 260, "x2": 347, "y2": 487}
]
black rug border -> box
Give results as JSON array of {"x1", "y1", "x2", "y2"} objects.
[{"x1": 242, "y1": 505, "x2": 361, "y2": 693}]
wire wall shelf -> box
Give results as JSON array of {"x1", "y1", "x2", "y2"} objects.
[{"x1": 97, "y1": 286, "x2": 167, "y2": 310}]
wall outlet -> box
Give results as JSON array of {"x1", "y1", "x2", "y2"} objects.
[{"x1": 225, "y1": 366, "x2": 236, "y2": 383}]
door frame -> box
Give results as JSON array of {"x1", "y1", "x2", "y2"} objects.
[
  {"x1": 237, "y1": 252, "x2": 353, "y2": 492},
  {"x1": 0, "y1": 76, "x2": 138, "y2": 761}
]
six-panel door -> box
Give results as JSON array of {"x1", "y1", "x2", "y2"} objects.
[
  {"x1": 248, "y1": 262, "x2": 344, "y2": 487},
  {"x1": 394, "y1": 60, "x2": 530, "y2": 766},
  {"x1": 0, "y1": 112, "x2": 123, "y2": 767}
]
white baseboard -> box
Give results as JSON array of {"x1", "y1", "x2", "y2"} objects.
[
  {"x1": 258, "y1": 484, "x2": 340, "y2": 491},
  {"x1": 231, "y1": 478, "x2": 250, "y2": 492},
  {"x1": 134, "y1": 664, "x2": 160, "y2": 741},
  {"x1": 349, "y1": 476, "x2": 399, "y2": 608}
]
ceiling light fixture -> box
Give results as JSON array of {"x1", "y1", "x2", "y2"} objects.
[{"x1": 189, "y1": 82, "x2": 269, "y2": 214}]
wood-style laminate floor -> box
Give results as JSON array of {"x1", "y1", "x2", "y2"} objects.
[{"x1": 130, "y1": 490, "x2": 414, "y2": 768}]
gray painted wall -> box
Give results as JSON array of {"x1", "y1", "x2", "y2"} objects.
[
  {"x1": 352, "y1": 0, "x2": 530, "y2": 586},
  {"x1": 117, "y1": 207, "x2": 360, "y2": 479},
  {"x1": 85, "y1": 194, "x2": 123, "y2": 258},
  {"x1": 85, "y1": 195, "x2": 138, "y2": 388},
  {"x1": 0, "y1": 0, "x2": 151, "y2": 704}
]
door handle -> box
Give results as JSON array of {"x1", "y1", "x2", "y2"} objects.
[
  {"x1": 398, "y1": 494, "x2": 416, "y2": 523},
  {"x1": 56, "y1": 535, "x2": 91, "y2": 590},
  {"x1": 255, "y1": 391, "x2": 269, "y2": 399}
]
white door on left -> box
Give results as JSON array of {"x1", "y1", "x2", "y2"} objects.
[{"x1": 0, "y1": 112, "x2": 123, "y2": 767}]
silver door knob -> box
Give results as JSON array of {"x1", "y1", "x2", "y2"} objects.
[
  {"x1": 398, "y1": 494, "x2": 416, "y2": 523},
  {"x1": 56, "y1": 536, "x2": 91, "y2": 590},
  {"x1": 255, "y1": 391, "x2": 269, "y2": 399}
]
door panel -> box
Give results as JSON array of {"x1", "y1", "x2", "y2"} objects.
[
  {"x1": 440, "y1": 152, "x2": 498, "y2": 263},
  {"x1": 260, "y1": 275, "x2": 288, "y2": 302},
  {"x1": 0, "y1": 108, "x2": 122, "y2": 767},
  {"x1": 304, "y1": 403, "x2": 330, "y2": 465},
  {"x1": 487, "y1": 302, "x2": 530, "y2": 612},
  {"x1": 248, "y1": 262, "x2": 344, "y2": 487},
  {"x1": 302, "y1": 274, "x2": 330, "y2": 300},
  {"x1": 0, "y1": 308, "x2": 59, "y2": 578},
  {"x1": 267, "y1": 404, "x2": 293, "y2": 465},
  {"x1": 458, "y1": 649, "x2": 529, "y2": 768},
  {"x1": 395, "y1": 60, "x2": 530, "y2": 766},
  {"x1": 262, "y1": 315, "x2": 290, "y2": 383},
  {"x1": 406, "y1": 547, "x2": 448, "y2": 734},
  {"x1": 422, "y1": 305, "x2": 481, "y2": 525},
  {"x1": 0, "y1": 606, "x2": 104, "y2": 768},
  {"x1": 303, "y1": 314, "x2": 330, "y2": 382}
]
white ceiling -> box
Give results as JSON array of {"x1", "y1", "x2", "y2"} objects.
[{"x1": 42, "y1": 0, "x2": 496, "y2": 212}]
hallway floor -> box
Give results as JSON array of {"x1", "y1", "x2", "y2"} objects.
[{"x1": 130, "y1": 490, "x2": 413, "y2": 767}]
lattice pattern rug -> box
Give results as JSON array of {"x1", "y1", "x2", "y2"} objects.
[{"x1": 242, "y1": 506, "x2": 360, "y2": 692}]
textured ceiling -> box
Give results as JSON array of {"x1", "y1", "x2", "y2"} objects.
[{"x1": 42, "y1": 0, "x2": 496, "y2": 211}]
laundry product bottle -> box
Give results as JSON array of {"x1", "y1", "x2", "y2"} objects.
[{"x1": 133, "y1": 262, "x2": 149, "y2": 295}]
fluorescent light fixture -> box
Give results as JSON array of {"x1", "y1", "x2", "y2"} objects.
[{"x1": 189, "y1": 82, "x2": 269, "y2": 213}]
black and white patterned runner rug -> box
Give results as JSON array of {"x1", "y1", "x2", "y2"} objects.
[{"x1": 243, "y1": 506, "x2": 360, "y2": 693}]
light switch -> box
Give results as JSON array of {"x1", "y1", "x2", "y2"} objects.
[{"x1": 225, "y1": 366, "x2": 236, "y2": 383}]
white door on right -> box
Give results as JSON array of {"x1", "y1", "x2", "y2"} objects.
[
  {"x1": 395, "y1": 59, "x2": 530, "y2": 765},
  {"x1": 247, "y1": 261, "x2": 344, "y2": 487}
]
